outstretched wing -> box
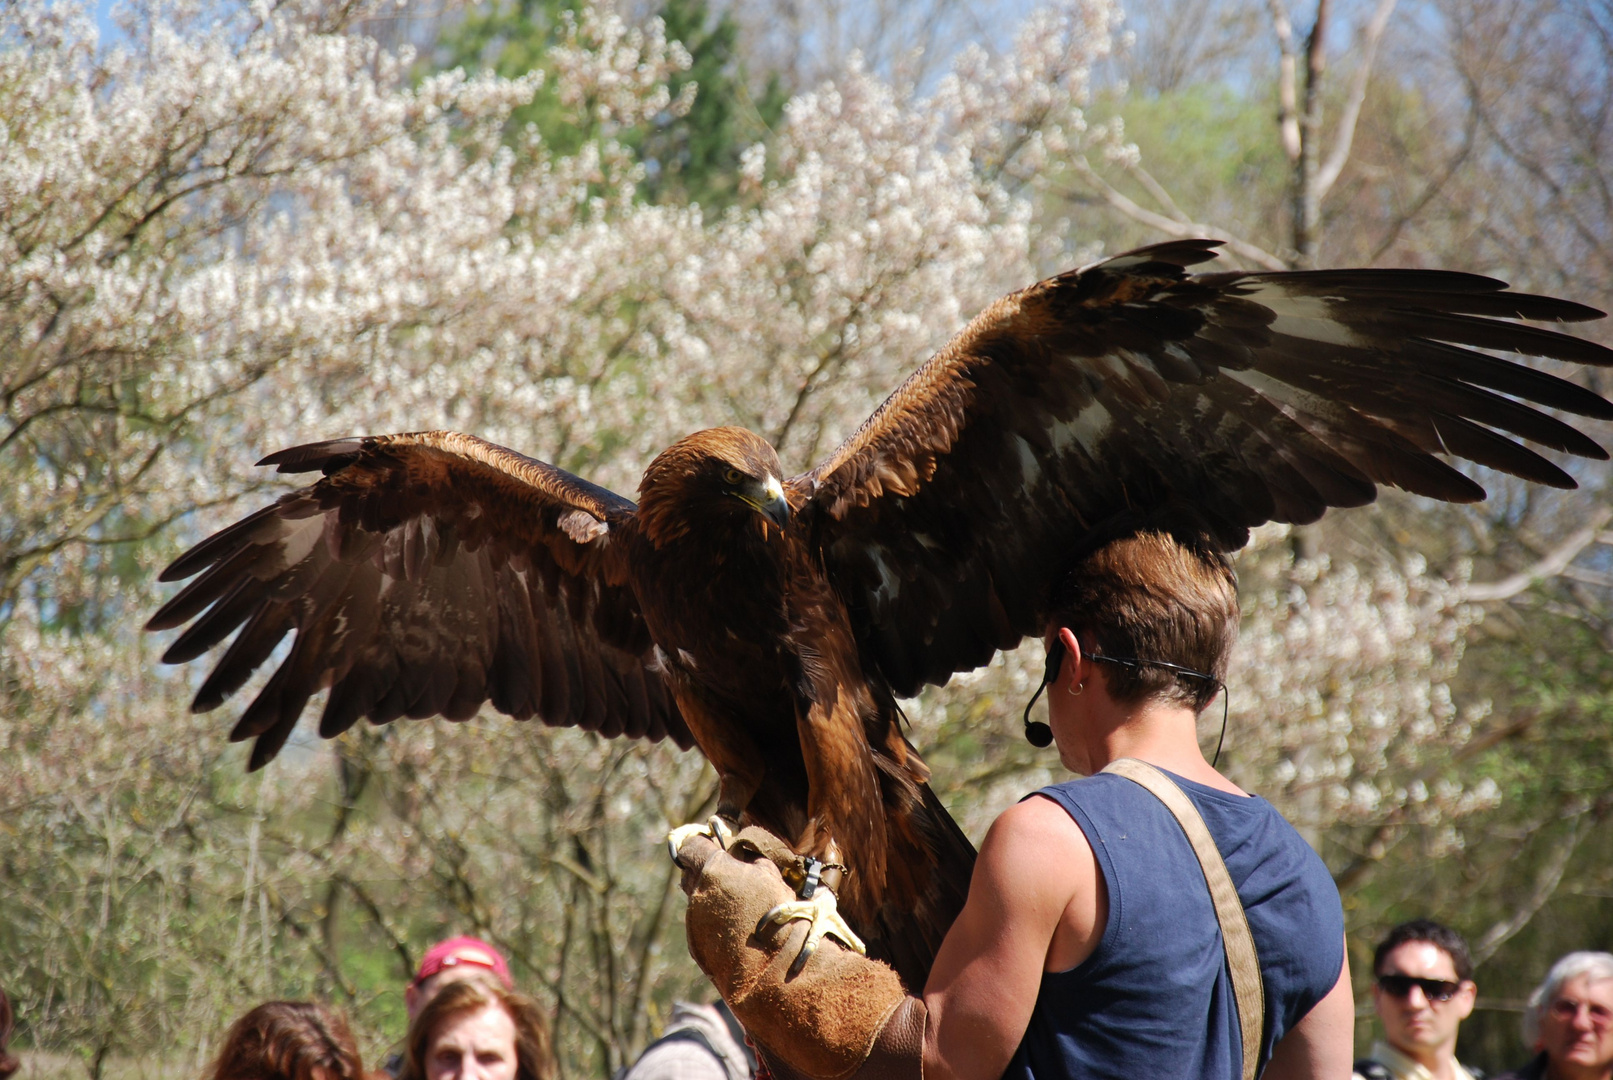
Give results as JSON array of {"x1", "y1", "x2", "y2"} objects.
[
  {"x1": 793, "y1": 239, "x2": 1613, "y2": 695},
  {"x1": 147, "y1": 430, "x2": 689, "y2": 769}
]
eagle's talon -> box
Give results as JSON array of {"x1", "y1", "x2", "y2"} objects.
[
  {"x1": 788, "y1": 936, "x2": 818, "y2": 979},
  {"x1": 708, "y1": 815, "x2": 735, "y2": 849},
  {"x1": 759, "y1": 888, "x2": 866, "y2": 975},
  {"x1": 667, "y1": 815, "x2": 737, "y2": 863}
]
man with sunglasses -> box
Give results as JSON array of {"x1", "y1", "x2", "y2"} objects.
[{"x1": 1356, "y1": 920, "x2": 1482, "y2": 1080}]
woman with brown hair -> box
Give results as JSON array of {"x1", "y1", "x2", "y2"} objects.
[
  {"x1": 206, "y1": 1001, "x2": 366, "y2": 1080},
  {"x1": 0, "y1": 988, "x2": 21, "y2": 1080},
  {"x1": 399, "y1": 980, "x2": 552, "y2": 1080}
]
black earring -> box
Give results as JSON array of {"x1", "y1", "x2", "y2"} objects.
[{"x1": 1022, "y1": 639, "x2": 1063, "y2": 747}]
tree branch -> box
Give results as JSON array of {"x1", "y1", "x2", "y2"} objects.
[
  {"x1": 1128, "y1": 163, "x2": 1193, "y2": 224},
  {"x1": 1268, "y1": 0, "x2": 1302, "y2": 162},
  {"x1": 1462, "y1": 505, "x2": 1613, "y2": 602},
  {"x1": 1368, "y1": 105, "x2": 1477, "y2": 263},
  {"x1": 1292, "y1": 0, "x2": 1331, "y2": 266},
  {"x1": 1331, "y1": 706, "x2": 1544, "y2": 892},
  {"x1": 1315, "y1": 0, "x2": 1399, "y2": 200},
  {"x1": 1069, "y1": 159, "x2": 1290, "y2": 270},
  {"x1": 1471, "y1": 794, "x2": 1612, "y2": 965}
]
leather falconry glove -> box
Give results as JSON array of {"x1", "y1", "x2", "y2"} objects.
[{"x1": 675, "y1": 826, "x2": 926, "y2": 1080}]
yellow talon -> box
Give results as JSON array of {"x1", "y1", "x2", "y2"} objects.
[
  {"x1": 760, "y1": 888, "x2": 867, "y2": 977},
  {"x1": 666, "y1": 815, "x2": 735, "y2": 863}
]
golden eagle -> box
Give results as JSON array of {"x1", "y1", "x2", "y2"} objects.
[{"x1": 148, "y1": 240, "x2": 1613, "y2": 989}]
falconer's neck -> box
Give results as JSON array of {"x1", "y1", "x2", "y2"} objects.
[{"x1": 1062, "y1": 694, "x2": 1244, "y2": 796}]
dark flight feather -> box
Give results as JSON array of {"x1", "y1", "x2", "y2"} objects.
[
  {"x1": 150, "y1": 431, "x2": 690, "y2": 761},
  {"x1": 797, "y1": 242, "x2": 1612, "y2": 697}
]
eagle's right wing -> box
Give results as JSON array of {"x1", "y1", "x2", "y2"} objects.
[
  {"x1": 793, "y1": 240, "x2": 1613, "y2": 697},
  {"x1": 147, "y1": 431, "x2": 689, "y2": 769}
]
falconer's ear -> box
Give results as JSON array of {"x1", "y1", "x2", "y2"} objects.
[{"x1": 1056, "y1": 628, "x2": 1086, "y2": 686}]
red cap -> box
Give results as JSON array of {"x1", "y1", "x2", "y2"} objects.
[{"x1": 411, "y1": 936, "x2": 513, "y2": 989}]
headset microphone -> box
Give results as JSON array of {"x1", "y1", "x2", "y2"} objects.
[{"x1": 1022, "y1": 639, "x2": 1063, "y2": 747}]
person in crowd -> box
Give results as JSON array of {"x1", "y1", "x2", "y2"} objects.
[
  {"x1": 0, "y1": 988, "x2": 20, "y2": 1080},
  {"x1": 399, "y1": 979, "x2": 552, "y2": 1080},
  {"x1": 205, "y1": 1000, "x2": 366, "y2": 1080},
  {"x1": 673, "y1": 509, "x2": 1352, "y2": 1080},
  {"x1": 1495, "y1": 952, "x2": 1613, "y2": 1080},
  {"x1": 1353, "y1": 919, "x2": 1483, "y2": 1080},
  {"x1": 406, "y1": 938, "x2": 515, "y2": 1025},
  {"x1": 619, "y1": 1000, "x2": 754, "y2": 1080},
  {"x1": 384, "y1": 936, "x2": 518, "y2": 1077}
]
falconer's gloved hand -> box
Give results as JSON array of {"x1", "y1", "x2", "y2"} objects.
[{"x1": 674, "y1": 826, "x2": 926, "y2": 1080}]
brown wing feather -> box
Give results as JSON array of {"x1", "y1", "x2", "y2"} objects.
[
  {"x1": 792, "y1": 240, "x2": 1613, "y2": 696},
  {"x1": 147, "y1": 430, "x2": 689, "y2": 769}
]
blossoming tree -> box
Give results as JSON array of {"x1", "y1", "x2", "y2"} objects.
[{"x1": 3, "y1": 0, "x2": 1608, "y2": 1071}]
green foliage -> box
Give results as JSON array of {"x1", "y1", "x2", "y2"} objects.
[
  {"x1": 1052, "y1": 81, "x2": 1290, "y2": 258},
  {"x1": 434, "y1": 0, "x2": 787, "y2": 208},
  {"x1": 1119, "y1": 83, "x2": 1286, "y2": 202},
  {"x1": 435, "y1": 0, "x2": 587, "y2": 156},
  {"x1": 637, "y1": 0, "x2": 787, "y2": 207}
]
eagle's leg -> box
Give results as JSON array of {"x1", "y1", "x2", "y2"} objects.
[
  {"x1": 665, "y1": 709, "x2": 762, "y2": 862},
  {"x1": 666, "y1": 816, "x2": 736, "y2": 861},
  {"x1": 760, "y1": 881, "x2": 868, "y2": 978}
]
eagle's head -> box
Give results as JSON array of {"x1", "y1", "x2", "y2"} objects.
[{"x1": 637, "y1": 427, "x2": 790, "y2": 546}]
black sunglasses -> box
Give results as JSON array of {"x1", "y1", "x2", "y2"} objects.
[{"x1": 1376, "y1": 974, "x2": 1462, "y2": 1002}]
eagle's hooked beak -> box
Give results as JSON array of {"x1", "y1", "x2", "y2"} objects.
[{"x1": 739, "y1": 475, "x2": 790, "y2": 530}]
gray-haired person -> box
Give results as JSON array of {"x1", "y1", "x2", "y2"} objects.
[{"x1": 1494, "y1": 952, "x2": 1613, "y2": 1080}]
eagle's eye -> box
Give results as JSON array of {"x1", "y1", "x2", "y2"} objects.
[{"x1": 723, "y1": 467, "x2": 744, "y2": 485}]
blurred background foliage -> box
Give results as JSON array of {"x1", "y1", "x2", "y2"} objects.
[{"x1": 2, "y1": 0, "x2": 1611, "y2": 1076}]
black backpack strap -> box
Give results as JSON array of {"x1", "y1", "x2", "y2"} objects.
[{"x1": 1353, "y1": 1060, "x2": 1393, "y2": 1080}]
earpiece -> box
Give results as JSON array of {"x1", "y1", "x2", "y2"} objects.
[{"x1": 1022, "y1": 639, "x2": 1064, "y2": 747}]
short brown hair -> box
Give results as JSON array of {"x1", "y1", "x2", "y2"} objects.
[
  {"x1": 205, "y1": 1001, "x2": 363, "y2": 1080},
  {"x1": 402, "y1": 979, "x2": 553, "y2": 1080},
  {"x1": 1049, "y1": 509, "x2": 1238, "y2": 713}
]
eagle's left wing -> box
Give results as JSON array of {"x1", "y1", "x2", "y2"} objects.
[
  {"x1": 147, "y1": 431, "x2": 689, "y2": 769},
  {"x1": 792, "y1": 240, "x2": 1613, "y2": 696}
]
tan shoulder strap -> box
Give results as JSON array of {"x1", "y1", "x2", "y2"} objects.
[{"x1": 1101, "y1": 757, "x2": 1266, "y2": 1080}]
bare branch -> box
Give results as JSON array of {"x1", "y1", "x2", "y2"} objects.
[
  {"x1": 1069, "y1": 159, "x2": 1290, "y2": 270},
  {"x1": 1268, "y1": 0, "x2": 1303, "y2": 161},
  {"x1": 1128, "y1": 163, "x2": 1192, "y2": 224},
  {"x1": 1563, "y1": 565, "x2": 1613, "y2": 589},
  {"x1": 1367, "y1": 106, "x2": 1478, "y2": 264},
  {"x1": 1463, "y1": 505, "x2": 1613, "y2": 602},
  {"x1": 1331, "y1": 706, "x2": 1544, "y2": 892},
  {"x1": 1471, "y1": 795, "x2": 1612, "y2": 965},
  {"x1": 1292, "y1": 0, "x2": 1331, "y2": 265},
  {"x1": 1314, "y1": 0, "x2": 1399, "y2": 200}
]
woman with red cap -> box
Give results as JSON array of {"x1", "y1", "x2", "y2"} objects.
[{"x1": 405, "y1": 937, "x2": 515, "y2": 1024}]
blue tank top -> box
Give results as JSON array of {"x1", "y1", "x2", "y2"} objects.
[{"x1": 1003, "y1": 770, "x2": 1344, "y2": 1080}]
